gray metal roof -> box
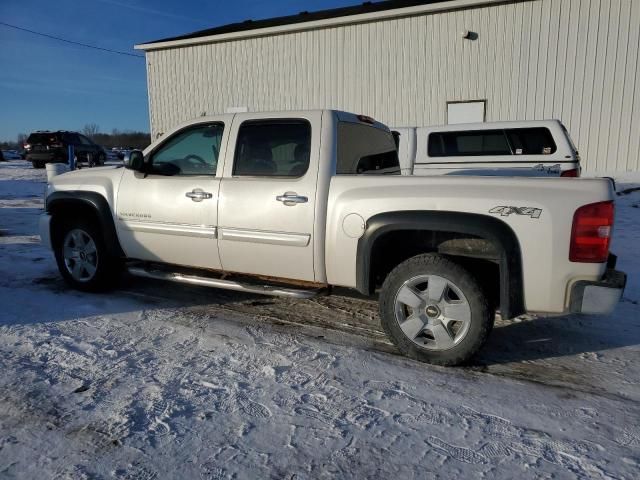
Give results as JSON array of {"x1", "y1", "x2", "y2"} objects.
[{"x1": 139, "y1": 1, "x2": 450, "y2": 46}]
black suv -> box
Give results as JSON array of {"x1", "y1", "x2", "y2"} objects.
[{"x1": 25, "y1": 131, "x2": 106, "y2": 169}]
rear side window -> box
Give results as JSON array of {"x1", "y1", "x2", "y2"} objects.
[
  {"x1": 64, "y1": 133, "x2": 81, "y2": 144},
  {"x1": 337, "y1": 122, "x2": 400, "y2": 174},
  {"x1": 428, "y1": 130, "x2": 511, "y2": 157},
  {"x1": 505, "y1": 128, "x2": 557, "y2": 155},
  {"x1": 78, "y1": 135, "x2": 94, "y2": 146},
  {"x1": 233, "y1": 120, "x2": 311, "y2": 177}
]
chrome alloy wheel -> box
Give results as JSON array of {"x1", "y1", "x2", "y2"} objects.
[
  {"x1": 63, "y1": 228, "x2": 98, "y2": 282},
  {"x1": 394, "y1": 274, "x2": 471, "y2": 351}
]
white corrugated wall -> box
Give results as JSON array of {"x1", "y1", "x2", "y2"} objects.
[{"x1": 144, "y1": 0, "x2": 640, "y2": 172}]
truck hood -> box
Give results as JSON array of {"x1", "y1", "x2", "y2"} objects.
[
  {"x1": 49, "y1": 165, "x2": 124, "y2": 187},
  {"x1": 47, "y1": 165, "x2": 126, "y2": 208}
]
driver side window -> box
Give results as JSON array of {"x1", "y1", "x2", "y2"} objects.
[{"x1": 149, "y1": 123, "x2": 224, "y2": 176}]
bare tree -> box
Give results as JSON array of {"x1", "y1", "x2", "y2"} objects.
[
  {"x1": 83, "y1": 123, "x2": 100, "y2": 139},
  {"x1": 17, "y1": 133, "x2": 28, "y2": 147}
]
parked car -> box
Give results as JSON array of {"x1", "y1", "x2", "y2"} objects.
[
  {"x1": 117, "y1": 150, "x2": 130, "y2": 161},
  {"x1": 24, "y1": 131, "x2": 106, "y2": 169},
  {"x1": 40, "y1": 110, "x2": 625, "y2": 366},
  {"x1": 105, "y1": 149, "x2": 121, "y2": 162},
  {"x1": 394, "y1": 120, "x2": 581, "y2": 177},
  {"x1": 1, "y1": 150, "x2": 22, "y2": 160}
]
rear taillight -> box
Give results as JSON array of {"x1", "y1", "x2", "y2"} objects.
[
  {"x1": 561, "y1": 168, "x2": 580, "y2": 177},
  {"x1": 569, "y1": 201, "x2": 614, "y2": 263}
]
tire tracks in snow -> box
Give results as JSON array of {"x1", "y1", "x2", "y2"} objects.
[{"x1": 118, "y1": 285, "x2": 635, "y2": 405}]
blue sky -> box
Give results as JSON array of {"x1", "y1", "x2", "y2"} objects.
[{"x1": 0, "y1": 0, "x2": 362, "y2": 142}]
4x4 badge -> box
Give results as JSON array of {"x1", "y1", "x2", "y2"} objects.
[{"x1": 489, "y1": 206, "x2": 542, "y2": 219}]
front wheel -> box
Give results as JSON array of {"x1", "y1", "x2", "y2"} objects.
[
  {"x1": 53, "y1": 220, "x2": 122, "y2": 292},
  {"x1": 379, "y1": 253, "x2": 492, "y2": 366}
]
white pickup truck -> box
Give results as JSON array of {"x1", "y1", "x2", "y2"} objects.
[
  {"x1": 394, "y1": 120, "x2": 581, "y2": 177},
  {"x1": 40, "y1": 110, "x2": 626, "y2": 366}
]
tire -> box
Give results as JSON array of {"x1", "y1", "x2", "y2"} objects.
[
  {"x1": 97, "y1": 153, "x2": 106, "y2": 166},
  {"x1": 32, "y1": 161, "x2": 45, "y2": 169},
  {"x1": 53, "y1": 218, "x2": 122, "y2": 292},
  {"x1": 379, "y1": 253, "x2": 492, "y2": 366}
]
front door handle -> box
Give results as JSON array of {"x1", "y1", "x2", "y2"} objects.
[
  {"x1": 276, "y1": 192, "x2": 308, "y2": 206},
  {"x1": 186, "y1": 189, "x2": 213, "y2": 202}
]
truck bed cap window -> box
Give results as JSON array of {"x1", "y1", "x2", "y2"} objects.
[
  {"x1": 428, "y1": 127, "x2": 557, "y2": 157},
  {"x1": 505, "y1": 128, "x2": 557, "y2": 155},
  {"x1": 429, "y1": 130, "x2": 510, "y2": 157}
]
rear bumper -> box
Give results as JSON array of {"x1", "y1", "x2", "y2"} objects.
[
  {"x1": 570, "y1": 268, "x2": 627, "y2": 315},
  {"x1": 27, "y1": 153, "x2": 66, "y2": 163},
  {"x1": 39, "y1": 213, "x2": 52, "y2": 249}
]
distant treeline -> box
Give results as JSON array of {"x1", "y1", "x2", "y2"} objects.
[
  {"x1": 2, "y1": 125, "x2": 151, "y2": 151},
  {"x1": 0, "y1": 141, "x2": 19, "y2": 150},
  {"x1": 82, "y1": 124, "x2": 150, "y2": 150},
  {"x1": 90, "y1": 131, "x2": 151, "y2": 150}
]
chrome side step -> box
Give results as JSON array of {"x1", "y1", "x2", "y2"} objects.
[{"x1": 128, "y1": 266, "x2": 323, "y2": 299}]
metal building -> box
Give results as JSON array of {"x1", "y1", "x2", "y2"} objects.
[{"x1": 136, "y1": 0, "x2": 640, "y2": 172}]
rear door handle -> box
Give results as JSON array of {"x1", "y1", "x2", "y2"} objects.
[
  {"x1": 186, "y1": 189, "x2": 213, "y2": 202},
  {"x1": 276, "y1": 192, "x2": 308, "y2": 206}
]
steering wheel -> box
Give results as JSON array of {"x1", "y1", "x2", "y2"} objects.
[{"x1": 184, "y1": 154, "x2": 206, "y2": 165}]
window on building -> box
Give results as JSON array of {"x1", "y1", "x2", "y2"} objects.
[
  {"x1": 233, "y1": 120, "x2": 311, "y2": 177},
  {"x1": 337, "y1": 122, "x2": 400, "y2": 174},
  {"x1": 447, "y1": 100, "x2": 486, "y2": 124}
]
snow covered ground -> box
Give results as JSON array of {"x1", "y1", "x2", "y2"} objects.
[{"x1": 0, "y1": 159, "x2": 639, "y2": 479}]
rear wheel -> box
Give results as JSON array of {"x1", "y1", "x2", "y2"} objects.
[
  {"x1": 379, "y1": 253, "x2": 492, "y2": 366},
  {"x1": 32, "y1": 160, "x2": 45, "y2": 169},
  {"x1": 53, "y1": 219, "x2": 122, "y2": 292}
]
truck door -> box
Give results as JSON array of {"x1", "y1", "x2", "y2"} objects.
[
  {"x1": 115, "y1": 120, "x2": 228, "y2": 269},
  {"x1": 217, "y1": 111, "x2": 322, "y2": 282}
]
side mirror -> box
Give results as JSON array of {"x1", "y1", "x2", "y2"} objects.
[{"x1": 125, "y1": 150, "x2": 145, "y2": 171}]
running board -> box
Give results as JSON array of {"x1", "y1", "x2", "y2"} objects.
[{"x1": 127, "y1": 266, "x2": 323, "y2": 299}]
